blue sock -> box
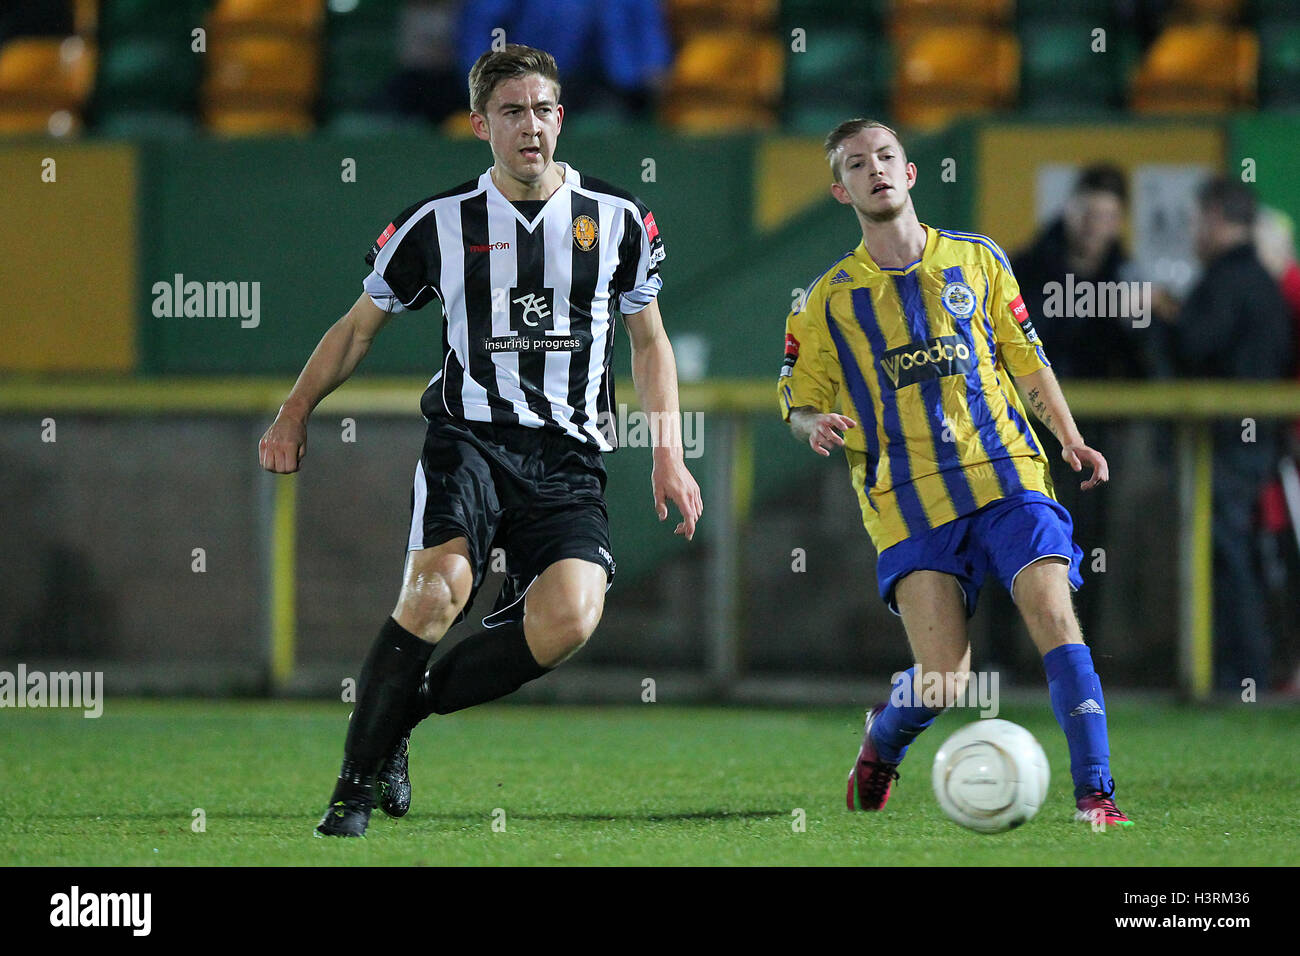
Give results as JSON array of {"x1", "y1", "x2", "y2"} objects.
[
  {"x1": 1043, "y1": 643, "x2": 1113, "y2": 799},
  {"x1": 869, "y1": 667, "x2": 940, "y2": 764}
]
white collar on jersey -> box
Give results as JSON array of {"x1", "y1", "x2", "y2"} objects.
[{"x1": 482, "y1": 162, "x2": 576, "y2": 232}]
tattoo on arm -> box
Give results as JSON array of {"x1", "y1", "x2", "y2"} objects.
[{"x1": 1025, "y1": 386, "x2": 1059, "y2": 441}]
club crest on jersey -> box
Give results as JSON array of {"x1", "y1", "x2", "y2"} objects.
[
  {"x1": 940, "y1": 281, "x2": 977, "y2": 318},
  {"x1": 572, "y1": 215, "x2": 598, "y2": 252}
]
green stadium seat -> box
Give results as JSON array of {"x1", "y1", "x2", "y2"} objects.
[
  {"x1": 782, "y1": 28, "x2": 891, "y2": 130},
  {"x1": 322, "y1": 108, "x2": 428, "y2": 135},
  {"x1": 324, "y1": 0, "x2": 404, "y2": 30},
  {"x1": 1259, "y1": 19, "x2": 1300, "y2": 107},
  {"x1": 321, "y1": 27, "x2": 397, "y2": 113},
  {"x1": 1019, "y1": 20, "x2": 1124, "y2": 112},
  {"x1": 95, "y1": 108, "x2": 198, "y2": 138},
  {"x1": 94, "y1": 36, "x2": 201, "y2": 112},
  {"x1": 99, "y1": 0, "x2": 213, "y2": 41}
]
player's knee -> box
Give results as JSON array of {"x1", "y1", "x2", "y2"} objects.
[
  {"x1": 394, "y1": 569, "x2": 470, "y2": 641},
  {"x1": 528, "y1": 598, "x2": 602, "y2": 666},
  {"x1": 913, "y1": 664, "x2": 972, "y2": 710}
]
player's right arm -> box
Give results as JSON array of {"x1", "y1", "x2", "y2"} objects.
[
  {"x1": 777, "y1": 281, "x2": 855, "y2": 456},
  {"x1": 258, "y1": 292, "x2": 394, "y2": 474}
]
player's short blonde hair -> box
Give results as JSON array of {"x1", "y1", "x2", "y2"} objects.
[
  {"x1": 468, "y1": 44, "x2": 561, "y2": 115},
  {"x1": 824, "y1": 119, "x2": 904, "y2": 183}
]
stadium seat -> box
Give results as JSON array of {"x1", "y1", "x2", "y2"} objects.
[
  {"x1": 98, "y1": 0, "x2": 211, "y2": 41},
  {"x1": 0, "y1": 36, "x2": 96, "y2": 110},
  {"x1": 1019, "y1": 19, "x2": 1123, "y2": 113},
  {"x1": 95, "y1": 35, "x2": 201, "y2": 112},
  {"x1": 208, "y1": 0, "x2": 324, "y2": 37},
  {"x1": 782, "y1": 28, "x2": 890, "y2": 132},
  {"x1": 892, "y1": 0, "x2": 1013, "y2": 24},
  {"x1": 1259, "y1": 18, "x2": 1300, "y2": 107},
  {"x1": 668, "y1": 0, "x2": 778, "y2": 29},
  {"x1": 660, "y1": 102, "x2": 778, "y2": 133},
  {"x1": 0, "y1": 108, "x2": 81, "y2": 137},
  {"x1": 321, "y1": 27, "x2": 397, "y2": 114},
  {"x1": 95, "y1": 108, "x2": 198, "y2": 138},
  {"x1": 202, "y1": 35, "x2": 318, "y2": 108},
  {"x1": 1131, "y1": 24, "x2": 1256, "y2": 113},
  {"x1": 325, "y1": 0, "x2": 405, "y2": 29},
  {"x1": 893, "y1": 26, "x2": 1017, "y2": 128},
  {"x1": 661, "y1": 29, "x2": 783, "y2": 131},
  {"x1": 205, "y1": 106, "x2": 313, "y2": 135}
]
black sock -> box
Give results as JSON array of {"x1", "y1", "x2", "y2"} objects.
[
  {"x1": 411, "y1": 621, "x2": 550, "y2": 723},
  {"x1": 331, "y1": 617, "x2": 435, "y2": 803}
]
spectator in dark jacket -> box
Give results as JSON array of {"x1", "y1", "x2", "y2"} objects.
[
  {"x1": 1014, "y1": 164, "x2": 1150, "y2": 380},
  {"x1": 1165, "y1": 177, "x2": 1295, "y2": 692}
]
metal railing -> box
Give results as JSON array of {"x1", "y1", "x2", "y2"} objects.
[{"x1": 3, "y1": 377, "x2": 1298, "y2": 700}]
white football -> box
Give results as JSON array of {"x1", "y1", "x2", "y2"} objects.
[{"x1": 931, "y1": 719, "x2": 1050, "y2": 833}]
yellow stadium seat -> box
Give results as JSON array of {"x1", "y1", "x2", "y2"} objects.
[
  {"x1": 1132, "y1": 25, "x2": 1256, "y2": 113},
  {"x1": 209, "y1": 0, "x2": 324, "y2": 36},
  {"x1": 667, "y1": 0, "x2": 778, "y2": 29},
  {"x1": 893, "y1": 26, "x2": 1017, "y2": 128},
  {"x1": 660, "y1": 101, "x2": 778, "y2": 133},
  {"x1": 202, "y1": 36, "x2": 319, "y2": 109},
  {"x1": 666, "y1": 30, "x2": 783, "y2": 103},
  {"x1": 892, "y1": 0, "x2": 1013, "y2": 24},
  {"x1": 75, "y1": 0, "x2": 99, "y2": 36},
  {"x1": 205, "y1": 107, "x2": 314, "y2": 135},
  {"x1": 440, "y1": 112, "x2": 477, "y2": 139},
  {"x1": 0, "y1": 37, "x2": 97, "y2": 109},
  {"x1": 0, "y1": 108, "x2": 82, "y2": 137}
]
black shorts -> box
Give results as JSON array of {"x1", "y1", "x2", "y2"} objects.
[{"x1": 407, "y1": 415, "x2": 616, "y2": 627}]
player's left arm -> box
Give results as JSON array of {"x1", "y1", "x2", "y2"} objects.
[
  {"x1": 987, "y1": 244, "x2": 1108, "y2": 491},
  {"x1": 624, "y1": 297, "x2": 703, "y2": 540},
  {"x1": 1013, "y1": 366, "x2": 1109, "y2": 491}
]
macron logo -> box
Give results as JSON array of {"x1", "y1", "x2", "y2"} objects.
[{"x1": 1070, "y1": 698, "x2": 1105, "y2": 717}]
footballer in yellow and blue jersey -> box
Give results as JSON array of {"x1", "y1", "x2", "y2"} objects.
[
  {"x1": 787, "y1": 119, "x2": 1131, "y2": 828},
  {"x1": 780, "y1": 225, "x2": 1060, "y2": 553}
]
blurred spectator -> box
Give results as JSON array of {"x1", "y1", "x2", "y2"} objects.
[
  {"x1": 383, "y1": 2, "x2": 463, "y2": 124},
  {"x1": 1253, "y1": 206, "x2": 1300, "y2": 692},
  {"x1": 992, "y1": 166, "x2": 1144, "y2": 661},
  {"x1": 458, "y1": 0, "x2": 671, "y2": 119},
  {"x1": 1014, "y1": 164, "x2": 1150, "y2": 380},
  {"x1": 1164, "y1": 178, "x2": 1295, "y2": 692}
]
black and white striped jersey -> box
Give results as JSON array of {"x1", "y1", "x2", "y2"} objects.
[{"x1": 362, "y1": 163, "x2": 665, "y2": 451}]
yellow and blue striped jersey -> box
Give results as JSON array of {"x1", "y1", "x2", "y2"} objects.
[{"x1": 777, "y1": 225, "x2": 1055, "y2": 551}]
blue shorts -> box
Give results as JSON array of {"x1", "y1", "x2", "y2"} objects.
[{"x1": 876, "y1": 490, "x2": 1084, "y2": 617}]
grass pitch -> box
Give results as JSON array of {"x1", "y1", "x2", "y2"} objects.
[{"x1": 2, "y1": 699, "x2": 1296, "y2": 866}]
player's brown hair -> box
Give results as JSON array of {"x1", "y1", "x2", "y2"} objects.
[
  {"x1": 824, "y1": 119, "x2": 904, "y2": 183},
  {"x1": 468, "y1": 44, "x2": 561, "y2": 115}
]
